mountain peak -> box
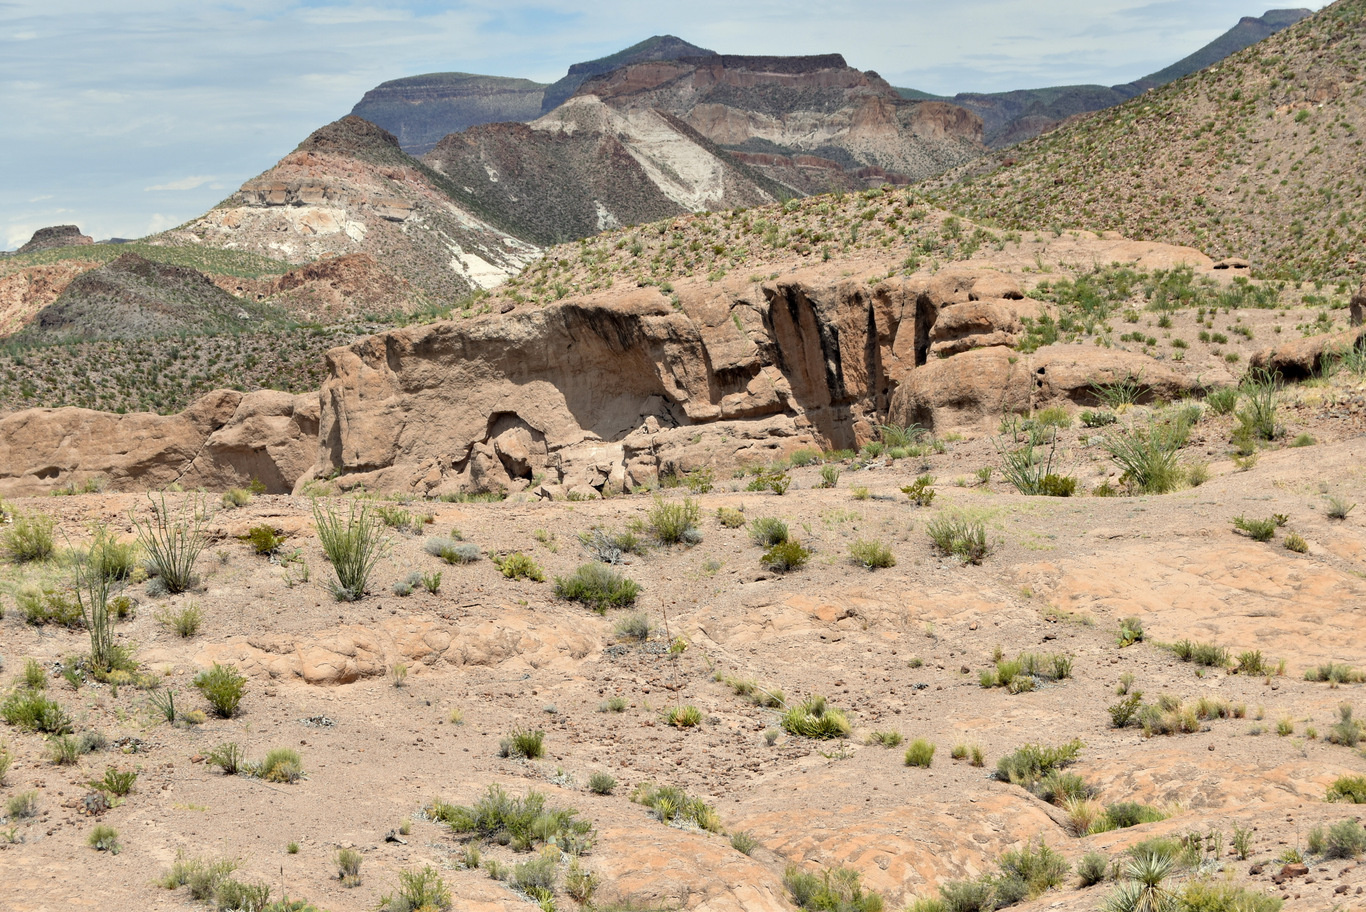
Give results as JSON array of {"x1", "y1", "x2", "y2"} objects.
[{"x1": 295, "y1": 115, "x2": 402, "y2": 158}]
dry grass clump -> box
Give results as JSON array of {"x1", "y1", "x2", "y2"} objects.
[
  {"x1": 631, "y1": 783, "x2": 724, "y2": 832},
  {"x1": 553, "y1": 563, "x2": 641, "y2": 612}
]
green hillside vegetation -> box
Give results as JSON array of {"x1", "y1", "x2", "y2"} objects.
[
  {"x1": 925, "y1": 0, "x2": 1366, "y2": 283},
  {"x1": 0, "y1": 325, "x2": 357, "y2": 415},
  {"x1": 0, "y1": 241, "x2": 293, "y2": 281}
]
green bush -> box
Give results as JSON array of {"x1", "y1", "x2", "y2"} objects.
[
  {"x1": 259, "y1": 747, "x2": 303, "y2": 783},
  {"x1": 784, "y1": 864, "x2": 884, "y2": 912},
  {"x1": 493, "y1": 552, "x2": 544, "y2": 581},
  {"x1": 1236, "y1": 370, "x2": 1282, "y2": 441},
  {"x1": 1306, "y1": 663, "x2": 1366, "y2": 684},
  {"x1": 731, "y1": 830, "x2": 760, "y2": 855},
  {"x1": 2, "y1": 511, "x2": 55, "y2": 563},
  {"x1": 926, "y1": 514, "x2": 990, "y2": 564},
  {"x1": 193, "y1": 663, "x2": 246, "y2": 718},
  {"x1": 18, "y1": 585, "x2": 82, "y2": 627},
  {"x1": 1171, "y1": 640, "x2": 1229, "y2": 667},
  {"x1": 1076, "y1": 851, "x2": 1109, "y2": 887},
  {"x1": 664, "y1": 705, "x2": 702, "y2": 728},
  {"x1": 499, "y1": 729, "x2": 545, "y2": 759},
  {"x1": 904, "y1": 739, "x2": 935, "y2": 768},
  {"x1": 335, "y1": 846, "x2": 363, "y2": 886},
  {"x1": 631, "y1": 782, "x2": 724, "y2": 832},
  {"x1": 424, "y1": 536, "x2": 480, "y2": 564},
  {"x1": 87, "y1": 823, "x2": 120, "y2": 854},
  {"x1": 715, "y1": 507, "x2": 746, "y2": 528},
  {"x1": 998, "y1": 838, "x2": 1069, "y2": 896},
  {"x1": 818, "y1": 464, "x2": 841, "y2": 488},
  {"x1": 1178, "y1": 880, "x2": 1281, "y2": 912},
  {"x1": 554, "y1": 563, "x2": 641, "y2": 612},
  {"x1": 1102, "y1": 423, "x2": 1184, "y2": 494},
  {"x1": 781, "y1": 695, "x2": 850, "y2": 739},
  {"x1": 901, "y1": 475, "x2": 936, "y2": 506},
  {"x1": 1328, "y1": 775, "x2": 1366, "y2": 803},
  {"x1": 1, "y1": 688, "x2": 73, "y2": 733},
  {"x1": 1116, "y1": 616, "x2": 1145, "y2": 647},
  {"x1": 849, "y1": 539, "x2": 895, "y2": 569},
  {"x1": 762, "y1": 539, "x2": 811, "y2": 572},
  {"x1": 995, "y1": 740, "x2": 1083, "y2": 790},
  {"x1": 244, "y1": 525, "x2": 284, "y2": 555},
  {"x1": 1325, "y1": 819, "x2": 1366, "y2": 859},
  {"x1": 1233, "y1": 515, "x2": 1277, "y2": 542},
  {"x1": 588, "y1": 772, "x2": 617, "y2": 795},
  {"x1": 378, "y1": 866, "x2": 451, "y2": 912},
  {"x1": 206, "y1": 742, "x2": 247, "y2": 776},
  {"x1": 749, "y1": 516, "x2": 789, "y2": 547},
  {"x1": 221, "y1": 488, "x2": 251, "y2": 509},
  {"x1": 313, "y1": 499, "x2": 388, "y2": 601},
  {"x1": 133, "y1": 493, "x2": 210, "y2": 593},
  {"x1": 91, "y1": 766, "x2": 137, "y2": 796},
  {"x1": 430, "y1": 784, "x2": 594, "y2": 854},
  {"x1": 1206, "y1": 386, "x2": 1238, "y2": 415},
  {"x1": 648, "y1": 496, "x2": 702, "y2": 544}
]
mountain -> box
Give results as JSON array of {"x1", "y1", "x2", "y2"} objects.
[
  {"x1": 925, "y1": 0, "x2": 1365, "y2": 282},
  {"x1": 158, "y1": 115, "x2": 540, "y2": 302},
  {"x1": 538, "y1": 34, "x2": 716, "y2": 114},
  {"x1": 897, "y1": 9, "x2": 1313, "y2": 147},
  {"x1": 350, "y1": 35, "x2": 714, "y2": 156},
  {"x1": 350, "y1": 73, "x2": 548, "y2": 156},
  {"x1": 18, "y1": 251, "x2": 282, "y2": 342}
]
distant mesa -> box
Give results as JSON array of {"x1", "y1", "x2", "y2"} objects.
[{"x1": 18, "y1": 225, "x2": 93, "y2": 254}]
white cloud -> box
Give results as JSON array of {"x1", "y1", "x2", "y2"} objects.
[
  {"x1": 145, "y1": 176, "x2": 216, "y2": 192},
  {"x1": 145, "y1": 213, "x2": 180, "y2": 234}
]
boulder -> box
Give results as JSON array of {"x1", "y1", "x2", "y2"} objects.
[
  {"x1": 1250, "y1": 326, "x2": 1366, "y2": 380},
  {"x1": 0, "y1": 389, "x2": 317, "y2": 497},
  {"x1": 928, "y1": 297, "x2": 1049, "y2": 357},
  {"x1": 1032, "y1": 346, "x2": 1196, "y2": 406}
]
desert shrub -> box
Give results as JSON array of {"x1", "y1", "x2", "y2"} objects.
[
  {"x1": 159, "y1": 602, "x2": 203, "y2": 637},
  {"x1": 1077, "y1": 851, "x2": 1109, "y2": 887},
  {"x1": 781, "y1": 695, "x2": 850, "y2": 739},
  {"x1": 91, "y1": 766, "x2": 137, "y2": 796},
  {"x1": 682, "y1": 466, "x2": 715, "y2": 493},
  {"x1": 157, "y1": 853, "x2": 237, "y2": 900},
  {"x1": 1102, "y1": 423, "x2": 1183, "y2": 494},
  {"x1": 749, "y1": 516, "x2": 789, "y2": 547},
  {"x1": 664, "y1": 705, "x2": 702, "y2": 728},
  {"x1": 2, "y1": 511, "x2": 56, "y2": 563},
  {"x1": 1306, "y1": 663, "x2": 1366, "y2": 684},
  {"x1": 206, "y1": 742, "x2": 247, "y2": 775},
  {"x1": 1325, "y1": 819, "x2": 1366, "y2": 858},
  {"x1": 133, "y1": 493, "x2": 210, "y2": 593},
  {"x1": 901, "y1": 474, "x2": 936, "y2": 506},
  {"x1": 631, "y1": 782, "x2": 723, "y2": 832},
  {"x1": 588, "y1": 772, "x2": 617, "y2": 795},
  {"x1": 1326, "y1": 495, "x2": 1356, "y2": 520},
  {"x1": 818, "y1": 464, "x2": 841, "y2": 488},
  {"x1": 1205, "y1": 386, "x2": 1238, "y2": 415},
  {"x1": 7, "y1": 790, "x2": 38, "y2": 819},
  {"x1": 1234, "y1": 650, "x2": 1273, "y2": 676},
  {"x1": 1, "y1": 688, "x2": 73, "y2": 733},
  {"x1": 424, "y1": 536, "x2": 480, "y2": 564},
  {"x1": 431, "y1": 784, "x2": 594, "y2": 854},
  {"x1": 377, "y1": 866, "x2": 451, "y2": 912},
  {"x1": 1109, "y1": 693, "x2": 1145, "y2": 728},
  {"x1": 313, "y1": 499, "x2": 388, "y2": 600},
  {"x1": 335, "y1": 847, "x2": 363, "y2": 886},
  {"x1": 865, "y1": 731, "x2": 903, "y2": 748},
  {"x1": 1103, "y1": 802, "x2": 1167, "y2": 829},
  {"x1": 194, "y1": 663, "x2": 246, "y2": 718},
  {"x1": 1171, "y1": 640, "x2": 1229, "y2": 667},
  {"x1": 648, "y1": 496, "x2": 702, "y2": 545},
  {"x1": 904, "y1": 739, "x2": 935, "y2": 768},
  {"x1": 999, "y1": 838, "x2": 1069, "y2": 896},
  {"x1": 87, "y1": 823, "x2": 121, "y2": 854},
  {"x1": 746, "y1": 468, "x2": 791, "y2": 495},
  {"x1": 578, "y1": 527, "x2": 646, "y2": 563},
  {"x1": 1236, "y1": 370, "x2": 1282, "y2": 441},
  {"x1": 499, "y1": 729, "x2": 545, "y2": 759},
  {"x1": 784, "y1": 864, "x2": 884, "y2": 912},
  {"x1": 849, "y1": 539, "x2": 895, "y2": 569},
  {"x1": 614, "y1": 612, "x2": 652, "y2": 641},
  {"x1": 221, "y1": 488, "x2": 251, "y2": 509},
  {"x1": 715, "y1": 507, "x2": 746, "y2": 528},
  {"x1": 980, "y1": 651, "x2": 1072, "y2": 692},
  {"x1": 926, "y1": 514, "x2": 989, "y2": 564},
  {"x1": 995, "y1": 740, "x2": 1083, "y2": 790},
  {"x1": 392, "y1": 571, "x2": 421, "y2": 597},
  {"x1": 493, "y1": 552, "x2": 544, "y2": 581},
  {"x1": 1328, "y1": 776, "x2": 1366, "y2": 803},
  {"x1": 762, "y1": 540, "x2": 811, "y2": 572},
  {"x1": 1081, "y1": 409, "x2": 1118, "y2": 427},
  {"x1": 1284, "y1": 532, "x2": 1308, "y2": 553},
  {"x1": 259, "y1": 747, "x2": 303, "y2": 783},
  {"x1": 1233, "y1": 515, "x2": 1277, "y2": 542},
  {"x1": 244, "y1": 525, "x2": 284, "y2": 555},
  {"x1": 511, "y1": 853, "x2": 559, "y2": 895},
  {"x1": 1328, "y1": 704, "x2": 1364, "y2": 747},
  {"x1": 996, "y1": 435, "x2": 1073, "y2": 496},
  {"x1": 731, "y1": 830, "x2": 760, "y2": 855},
  {"x1": 1035, "y1": 771, "x2": 1094, "y2": 806},
  {"x1": 18, "y1": 585, "x2": 82, "y2": 627},
  {"x1": 936, "y1": 878, "x2": 996, "y2": 912},
  {"x1": 1178, "y1": 880, "x2": 1281, "y2": 912},
  {"x1": 554, "y1": 563, "x2": 641, "y2": 612}
]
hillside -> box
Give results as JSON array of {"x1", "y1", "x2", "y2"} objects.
[
  {"x1": 350, "y1": 73, "x2": 548, "y2": 155},
  {"x1": 897, "y1": 8, "x2": 1313, "y2": 148},
  {"x1": 538, "y1": 34, "x2": 716, "y2": 115},
  {"x1": 159, "y1": 116, "x2": 541, "y2": 302},
  {"x1": 924, "y1": 0, "x2": 1366, "y2": 283}
]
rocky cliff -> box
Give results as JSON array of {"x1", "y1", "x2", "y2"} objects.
[{"x1": 350, "y1": 73, "x2": 549, "y2": 156}]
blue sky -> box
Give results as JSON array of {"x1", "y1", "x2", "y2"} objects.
[{"x1": 0, "y1": 1, "x2": 1329, "y2": 250}]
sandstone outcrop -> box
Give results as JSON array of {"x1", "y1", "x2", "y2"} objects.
[
  {"x1": 1250, "y1": 326, "x2": 1366, "y2": 380},
  {"x1": 0, "y1": 389, "x2": 317, "y2": 497},
  {"x1": 888, "y1": 345, "x2": 1200, "y2": 432}
]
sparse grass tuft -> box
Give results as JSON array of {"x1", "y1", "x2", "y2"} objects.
[
  {"x1": 781, "y1": 695, "x2": 850, "y2": 739},
  {"x1": 849, "y1": 539, "x2": 895, "y2": 569},
  {"x1": 554, "y1": 563, "x2": 641, "y2": 612},
  {"x1": 904, "y1": 739, "x2": 936, "y2": 768}
]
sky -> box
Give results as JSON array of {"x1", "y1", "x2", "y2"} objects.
[{"x1": 0, "y1": 1, "x2": 1332, "y2": 250}]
